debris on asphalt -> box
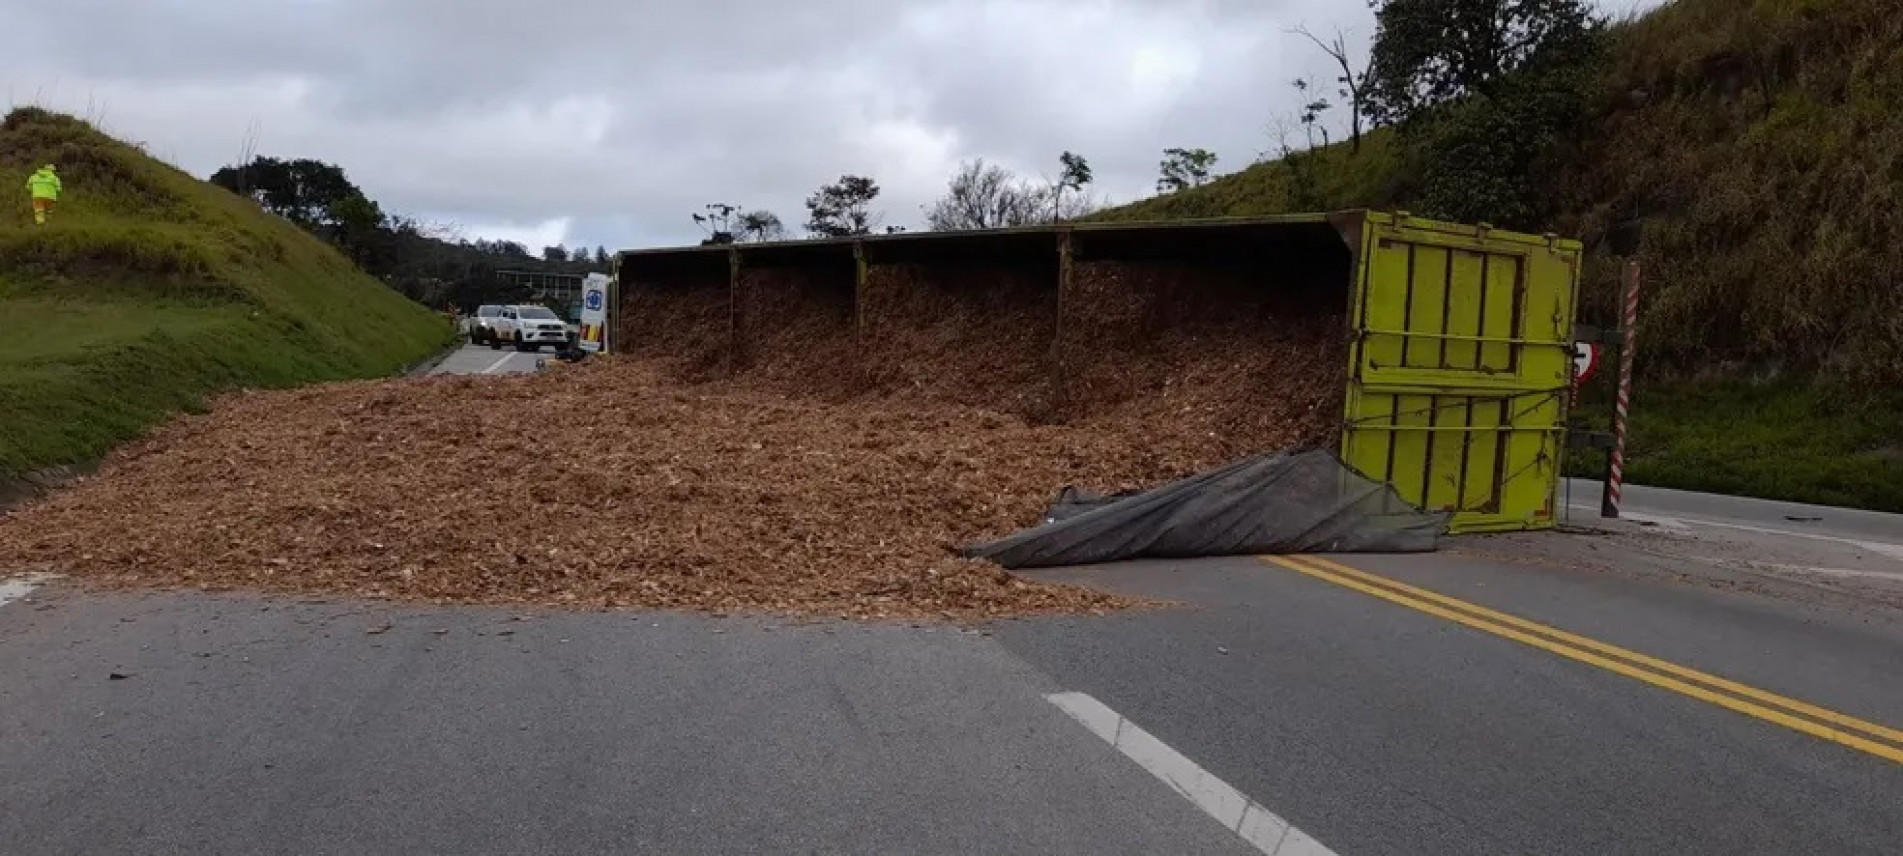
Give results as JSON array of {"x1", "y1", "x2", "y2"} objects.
[{"x1": 0, "y1": 279, "x2": 1345, "y2": 621}]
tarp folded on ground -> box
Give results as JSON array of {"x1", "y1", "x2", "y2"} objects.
[{"x1": 962, "y1": 449, "x2": 1451, "y2": 569}]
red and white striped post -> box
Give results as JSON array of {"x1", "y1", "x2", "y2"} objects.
[{"x1": 1601, "y1": 259, "x2": 1641, "y2": 518}]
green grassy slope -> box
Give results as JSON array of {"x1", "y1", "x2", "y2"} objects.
[
  {"x1": 1093, "y1": 131, "x2": 1405, "y2": 224},
  {"x1": 0, "y1": 108, "x2": 454, "y2": 479},
  {"x1": 1094, "y1": 0, "x2": 1903, "y2": 511}
]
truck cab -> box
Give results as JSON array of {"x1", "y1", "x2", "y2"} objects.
[
  {"x1": 490, "y1": 304, "x2": 576, "y2": 353},
  {"x1": 469, "y1": 304, "x2": 505, "y2": 346}
]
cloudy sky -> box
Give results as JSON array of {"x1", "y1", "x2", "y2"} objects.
[{"x1": 13, "y1": 0, "x2": 1665, "y2": 252}]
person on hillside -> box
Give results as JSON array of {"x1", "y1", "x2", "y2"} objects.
[{"x1": 25, "y1": 164, "x2": 61, "y2": 225}]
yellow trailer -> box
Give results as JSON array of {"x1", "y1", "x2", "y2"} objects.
[
  {"x1": 614, "y1": 210, "x2": 1583, "y2": 535},
  {"x1": 1339, "y1": 212, "x2": 1581, "y2": 533}
]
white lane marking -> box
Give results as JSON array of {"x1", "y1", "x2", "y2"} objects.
[
  {"x1": 1570, "y1": 503, "x2": 1903, "y2": 561},
  {"x1": 479, "y1": 352, "x2": 517, "y2": 375},
  {"x1": 1045, "y1": 692, "x2": 1336, "y2": 856},
  {"x1": 1750, "y1": 563, "x2": 1903, "y2": 581},
  {"x1": 0, "y1": 573, "x2": 55, "y2": 608}
]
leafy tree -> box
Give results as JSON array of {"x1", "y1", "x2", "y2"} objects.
[
  {"x1": 1407, "y1": 54, "x2": 1602, "y2": 228},
  {"x1": 210, "y1": 156, "x2": 367, "y2": 230},
  {"x1": 594, "y1": 245, "x2": 611, "y2": 265},
  {"x1": 472, "y1": 239, "x2": 532, "y2": 259},
  {"x1": 1364, "y1": 0, "x2": 1599, "y2": 126},
  {"x1": 1054, "y1": 151, "x2": 1093, "y2": 222},
  {"x1": 209, "y1": 153, "x2": 598, "y2": 310},
  {"x1": 1156, "y1": 148, "x2": 1218, "y2": 193},
  {"x1": 735, "y1": 210, "x2": 787, "y2": 242},
  {"x1": 804, "y1": 175, "x2": 882, "y2": 237},
  {"x1": 328, "y1": 191, "x2": 391, "y2": 268},
  {"x1": 569, "y1": 246, "x2": 592, "y2": 263},
  {"x1": 327, "y1": 192, "x2": 384, "y2": 234},
  {"x1": 542, "y1": 244, "x2": 569, "y2": 263},
  {"x1": 1359, "y1": 0, "x2": 1606, "y2": 229}
]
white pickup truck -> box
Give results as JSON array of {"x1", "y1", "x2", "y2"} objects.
[{"x1": 483, "y1": 304, "x2": 577, "y2": 353}]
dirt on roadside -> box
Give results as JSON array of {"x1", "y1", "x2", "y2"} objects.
[{"x1": 1453, "y1": 521, "x2": 1903, "y2": 614}]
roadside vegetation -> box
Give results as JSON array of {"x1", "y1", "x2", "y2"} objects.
[
  {"x1": 0, "y1": 107, "x2": 455, "y2": 481},
  {"x1": 205, "y1": 153, "x2": 613, "y2": 309},
  {"x1": 1094, "y1": 0, "x2": 1903, "y2": 511}
]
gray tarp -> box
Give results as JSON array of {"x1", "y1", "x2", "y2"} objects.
[{"x1": 961, "y1": 449, "x2": 1451, "y2": 569}]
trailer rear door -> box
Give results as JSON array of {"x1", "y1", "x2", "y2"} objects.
[{"x1": 1340, "y1": 213, "x2": 1582, "y2": 533}]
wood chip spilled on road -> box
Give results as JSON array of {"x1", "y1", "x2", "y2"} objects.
[{"x1": 0, "y1": 333, "x2": 1342, "y2": 621}]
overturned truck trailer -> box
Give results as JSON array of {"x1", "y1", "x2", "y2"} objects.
[{"x1": 613, "y1": 211, "x2": 1582, "y2": 534}]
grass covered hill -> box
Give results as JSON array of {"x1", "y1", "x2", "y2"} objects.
[
  {"x1": 1107, "y1": 0, "x2": 1903, "y2": 383},
  {"x1": 0, "y1": 107, "x2": 454, "y2": 481},
  {"x1": 1097, "y1": 0, "x2": 1903, "y2": 511}
]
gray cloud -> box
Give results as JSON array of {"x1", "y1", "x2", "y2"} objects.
[{"x1": 11, "y1": 0, "x2": 1658, "y2": 251}]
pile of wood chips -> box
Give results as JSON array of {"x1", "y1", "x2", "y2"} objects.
[{"x1": 0, "y1": 336, "x2": 1342, "y2": 621}]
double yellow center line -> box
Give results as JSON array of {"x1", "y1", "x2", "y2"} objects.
[{"x1": 1261, "y1": 554, "x2": 1903, "y2": 766}]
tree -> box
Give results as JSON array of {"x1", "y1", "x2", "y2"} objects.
[
  {"x1": 569, "y1": 246, "x2": 592, "y2": 263},
  {"x1": 735, "y1": 210, "x2": 787, "y2": 242},
  {"x1": 1364, "y1": 0, "x2": 1599, "y2": 126},
  {"x1": 209, "y1": 151, "x2": 594, "y2": 310},
  {"x1": 328, "y1": 191, "x2": 390, "y2": 268},
  {"x1": 210, "y1": 156, "x2": 367, "y2": 229},
  {"x1": 473, "y1": 239, "x2": 532, "y2": 259},
  {"x1": 1156, "y1": 148, "x2": 1218, "y2": 193},
  {"x1": 1290, "y1": 24, "x2": 1371, "y2": 153},
  {"x1": 923, "y1": 159, "x2": 1047, "y2": 231},
  {"x1": 594, "y1": 245, "x2": 610, "y2": 265},
  {"x1": 1361, "y1": 0, "x2": 1606, "y2": 229},
  {"x1": 1294, "y1": 79, "x2": 1333, "y2": 149},
  {"x1": 804, "y1": 175, "x2": 882, "y2": 237},
  {"x1": 1054, "y1": 151, "x2": 1093, "y2": 223},
  {"x1": 1270, "y1": 113, "x2": 1327, "y2": 211},
  {"x1": 693, "y1": 203, "x2": 739, "y2": 245}
]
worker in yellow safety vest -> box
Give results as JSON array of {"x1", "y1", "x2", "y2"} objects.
[{"x1": 25, "y1": 164, "x2": 61, "y2": 225}]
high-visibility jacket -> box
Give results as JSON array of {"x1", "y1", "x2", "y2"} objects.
[{"x1": 26, "y1": 168, "x2": 61, "y2": 200}]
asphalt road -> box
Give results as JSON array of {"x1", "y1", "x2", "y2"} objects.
[
  {"x1": 4, "y1": 355, "x2": 1901, "y2": 853},
  {"x1": 6, "y1": 542, "x2": 1900, "y2": 854},
  {"x1": 427, "y1": 343, "x2": 551, "y2": 376},
  {"x1": 1563, "y1": 476, "x2": 1903, "y2": 548},
  {"x1": 0, "y1": 592, "x2": 1257, "y2": 856}
]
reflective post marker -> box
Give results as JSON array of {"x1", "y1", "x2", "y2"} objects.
[{"x1": 1602, "y1": 260, "x2": 1641, "y2": 519}]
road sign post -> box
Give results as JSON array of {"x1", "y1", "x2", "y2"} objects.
[
  {"x1": 1602, "y1": 260, "x2": 1641, "y2": 519},
  {"x1": 1571, "y1": 341, "x2": 1602, "y2": 407},
  {"x1": 578, "y1": 273, "x2": 610, "y2": 354}
]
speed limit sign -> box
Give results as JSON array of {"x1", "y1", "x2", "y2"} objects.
[{"x1": 1573, "y1": 342, "x2": 1603, "y2": 386}]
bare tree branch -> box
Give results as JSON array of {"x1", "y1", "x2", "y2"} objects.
[{"x1": 1289, "y1": 23, "x2": 1369, "y2": 153}]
